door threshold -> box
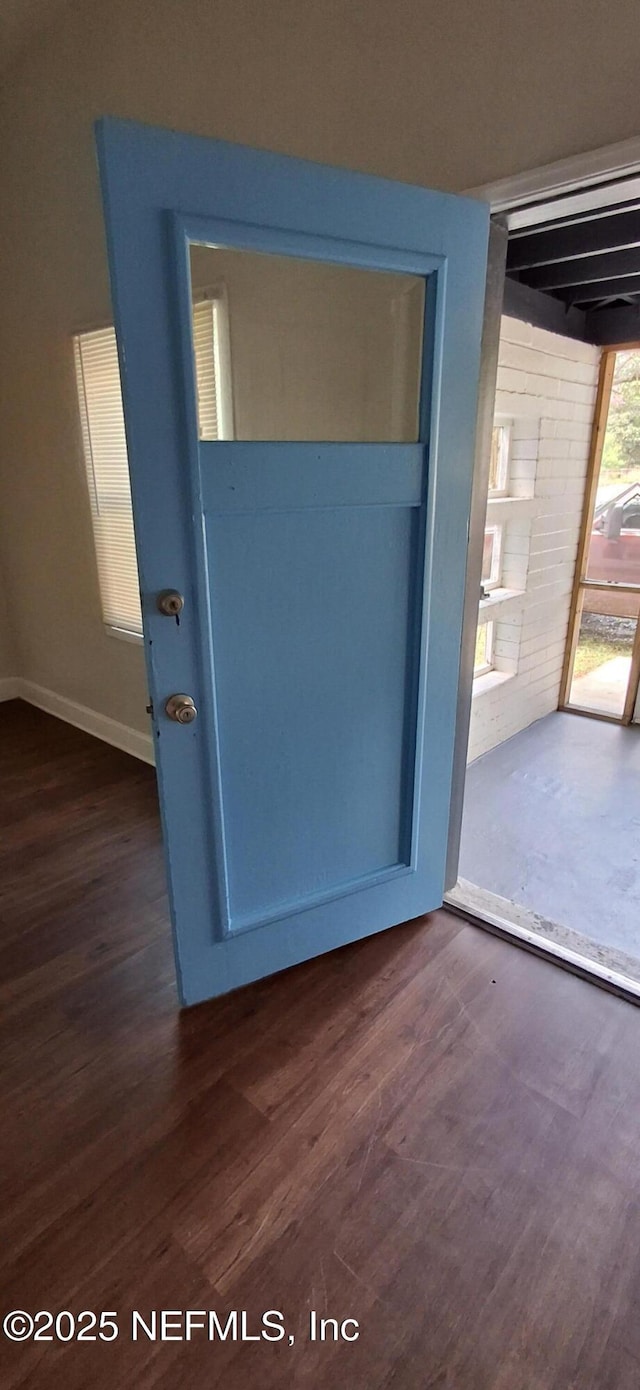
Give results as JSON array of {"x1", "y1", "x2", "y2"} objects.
[{"x1": 445, "y1": 878, "x2": 640, "y2": 1007}]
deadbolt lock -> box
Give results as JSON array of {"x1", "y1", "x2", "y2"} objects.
[
  {"x1": 165, "y1": 694, "x2": 198, "y2": 725},
  {"x1": 157, "y1": 589, "x2": 185, "y2": 617}
]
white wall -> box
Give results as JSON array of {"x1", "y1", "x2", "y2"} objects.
[{"x1": 468, "y1": 317, "x2": 600, "y2": 763}]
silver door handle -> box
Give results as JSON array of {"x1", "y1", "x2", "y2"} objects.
[{"x1": 165, "y1": 694, "x2": 198, "y2": 724}]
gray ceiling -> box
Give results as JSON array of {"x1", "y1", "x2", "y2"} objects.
[{"x1": 0, "y1": 0, "x2": 74, "y2": 73}]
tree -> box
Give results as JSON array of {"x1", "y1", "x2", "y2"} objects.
[{"x1": 602, "y1": 350, "x2": 640, "y2": 477}]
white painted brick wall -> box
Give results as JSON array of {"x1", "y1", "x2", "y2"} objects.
[{"x1": 468, "y1": 316, "x2": 600, "y2": 763}]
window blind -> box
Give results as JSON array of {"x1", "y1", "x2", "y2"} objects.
[
  {"x1": 192, "y1": 298, "x2": 219, "y2": 439},
  {"x1": 74, "y1": 300, "x2": 219, "y2": 637}
]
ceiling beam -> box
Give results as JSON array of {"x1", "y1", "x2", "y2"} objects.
[
  {"x1": 505, "y1": 179, "x2": 640, "y2": 232},
  {"x1": 502, "y1": 277, "x2": 587, "y2": 341},
  {"x1": 507, "y1": 207, "x2": 640, "y2": 270},
  {"x1": 522, "y1": 246, "x2": 640, "y2": 290},
  {"x1": 586, "y1": 302, "x2": 640, "y2": 346},
  {"x1": 563, "y1": 273, "x2": 640, "y2": 304},
  {"x1": 504, "y1": 270, "x2": 640, "y2": 346}
]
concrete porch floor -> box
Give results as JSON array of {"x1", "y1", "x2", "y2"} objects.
[
  {"x1": 459, "y1": 711, "x2": 640, "y2": 965},
  {"x1": 569, "y1": 654, "x2": 632, "y2": 719}
]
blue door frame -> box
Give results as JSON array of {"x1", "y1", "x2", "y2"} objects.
[{"x1": 97, "y1": 118, "x2": 489, "y2": 1005}]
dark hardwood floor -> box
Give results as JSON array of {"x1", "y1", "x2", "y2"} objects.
[{"x1": 2, "y1": 699, "x2": 640, "y2": 1388}]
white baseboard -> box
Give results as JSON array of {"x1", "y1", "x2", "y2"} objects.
[{"x1": 0, "y1": 677, "x2": 155, "y2": 766}]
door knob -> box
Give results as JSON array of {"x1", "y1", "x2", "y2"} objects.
[
  {"x1": 165, "y1": 693, "x2": 198, "y2": 724},
  {"x1": 157, "y1": 589, "x2": 184, "y2": 617}
]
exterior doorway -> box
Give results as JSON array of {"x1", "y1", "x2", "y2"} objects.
[
  {"x1": 561, "y1": 346, "x2": 640, "y2": 724},
  {"x1": 448, "y1": 139, "x2": 640, "y2": 1000}
]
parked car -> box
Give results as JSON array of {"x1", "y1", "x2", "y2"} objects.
[{"x1": 590, "y1": 483, "x2": 640, "y2": 586}]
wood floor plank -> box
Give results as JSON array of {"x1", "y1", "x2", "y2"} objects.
[{"x1": 2, "y1": 699, "x2": 640, "y2": 1389}]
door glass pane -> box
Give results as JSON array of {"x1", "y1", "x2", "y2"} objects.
[
  {"x1": 189, "y1": 242, "x2": 425, "y2": 442},
  {"x1": 568, "y1": 589, "x2": 639, "y2": 717},
  {"x1": 586, "y1": 349, "x2": 640, "y2": 586}
]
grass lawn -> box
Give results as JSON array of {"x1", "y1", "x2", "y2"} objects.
[
  {"x1": 573, "y1": 634, "x2": 631, "y2": 679},
  {"x1": 475, "y1": 621, "x2": 631, "y2": 682}
]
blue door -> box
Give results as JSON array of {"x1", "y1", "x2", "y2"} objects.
[{"x1": 97, "y1": 118, "x2": 489, "y2": 1005}]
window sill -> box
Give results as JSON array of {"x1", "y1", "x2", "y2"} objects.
[
  {"x1": 105, "y1": 624, "x2": 144, "y2": 646},
  {"x1": 472, "y1": 669, "x2": 515, "y2": 698},
  {"x1": 486, "y1": 496, "x2": 536, "y2": 522},
  {"x1": 478, "y1": 588, "x2": 525, "y2": 622}
]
